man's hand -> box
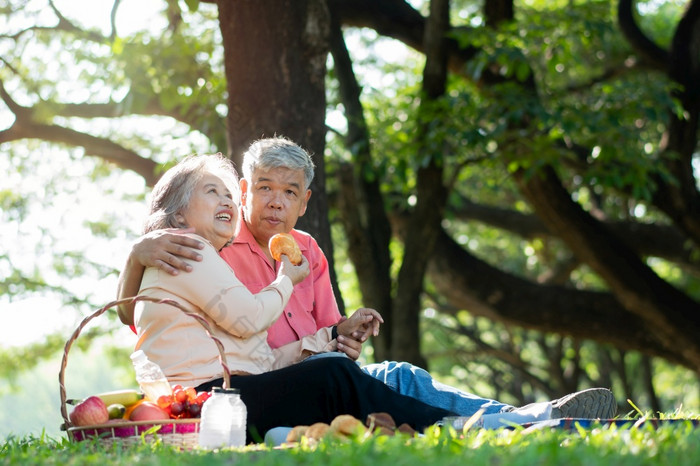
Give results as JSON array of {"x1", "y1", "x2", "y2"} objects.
[
  {"x1": 117, "y1": 227, "x2": 205, "y2": 326},
  {"x1": 133, "y1": 227, "x2": 204, "y2": 275},
  {"x1": 335, "y1": 308, "x2": 384, "y2": 360}
]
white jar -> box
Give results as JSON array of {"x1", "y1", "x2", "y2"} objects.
[
  {"x1": 229, "y1": 390, "x2": 247, "y2": 447},
  {"x1": 199, "y1": 388, "x2": 247, "y2": 449}
]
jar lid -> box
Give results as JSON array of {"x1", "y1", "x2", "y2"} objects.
[{"x1": 212, "y1": 387, "x2": 240, "y2": 395}]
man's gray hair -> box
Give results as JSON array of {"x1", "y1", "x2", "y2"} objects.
[
  {"x1": 242, "y1": 136, "x2": 315, "y2": 189},
  {"x1": 143, "y1": 153, "x2": 239, "y2": 234}
]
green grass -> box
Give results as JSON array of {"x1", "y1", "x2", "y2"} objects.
[{"x1": 2, "y1": 419, "x2": 700, "y2": 466}]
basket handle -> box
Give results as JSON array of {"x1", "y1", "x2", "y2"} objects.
[{"x1": 59, "y1": 295, "x2": 232, "y2": 427}]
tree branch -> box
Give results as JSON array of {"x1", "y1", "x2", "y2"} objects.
[
  {"x1": 165, "y1": 0, "x2": 184, "y2": 34},
  {"x1": 54, "y1": 94, "x2": 169, "y2": 120},
  {"x1": 617, "y1": 0, "x2": 669, "y2": 68},
  {"x1": 483, "y1": 0, "x2": 513, "y2": 27},
  {"x1": 47, "y1": 0, "x2": 109, "y2": 43},
  {"x1": 1, "y1": 120, "x2": 158, "y2": 185},
  {"x1": 563, "y1": 57, "x2": 645, "y2": 94},
  {"x1": 426, "y1": 227, "x2": 697, "y2": 369},
  {"x1": 0, "y1": 78, "x2": 28, "y2": 117},
  {"x1": 450, "y1": 323, "x2": 554, "y2": 395},
  {"x1": 1, "y1": 76, "x2": 158, "y2": 183},
  {"x1": 450, "y1": 197, "x2": 700, "y2": 273},
  {"x1": 109, "y1": 0, "x2": 122, "y2": 40},
  {"x1": 328, "y1": 0, "x2": 479, "y2": 74},
  {"x1": 514, "y1": 165, "x2": 700, "y2": 368},
  {"x1": 649, "y1": 0, "x2": 700, "y2": 246}
]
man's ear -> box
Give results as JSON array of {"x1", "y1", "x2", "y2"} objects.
[
  {"x1": 239, "y1": 179, "x2": 249, "y2": 206},
  {"x1": 298, "y1": 189, "x2": 312, "y2": 217}
]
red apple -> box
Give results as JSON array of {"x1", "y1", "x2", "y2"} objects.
[
  {"x1": 128, "y1": 401, "x2": 170, "y2": 421},
  {"x1": 70, "y1": 396, "x2": 109, "y2": 426}
]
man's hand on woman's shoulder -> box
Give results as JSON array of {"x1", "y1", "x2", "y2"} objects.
[{"x1": 133, "y1": 227, "x2": 205, "y2": 275}]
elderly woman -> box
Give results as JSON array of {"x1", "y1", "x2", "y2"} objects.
[{"x1": 131, "y1": 153, "x2": 453, "y2": 442}]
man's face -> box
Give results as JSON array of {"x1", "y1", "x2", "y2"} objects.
[{"x1": 240, "y1": 165, "x2": 311, "y2": 249}]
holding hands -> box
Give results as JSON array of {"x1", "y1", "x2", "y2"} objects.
[{"x1": 335, "y1": 308, "x2": 384, "y2": 360}]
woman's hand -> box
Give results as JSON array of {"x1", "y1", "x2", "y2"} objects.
[{"x1": 277, "y1": 254, "x2": 310, "y2": 286}]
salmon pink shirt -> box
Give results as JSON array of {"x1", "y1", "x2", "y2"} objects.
[{"x1": 220, "y1": 218, "x2": 343, "y2": 349}]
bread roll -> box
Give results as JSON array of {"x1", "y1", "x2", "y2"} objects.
[
  {"x1": 397, "y1": 423, "x2": 417, "y2": 436},
  {"x1": 374, "y1": 426, "x2": 396, "y2": 437},
  {"x1": 304, "y1": 422, "x2": 330, "y2": 440},
  {"x1": 366, "y1": 412, "x2": 396, "y2": 430},
  {"x1": 285, "y1": 425, "x2": 309, "y2": 443},
  {"x1": 269, "y1": 233, "x2": 302, "y2": 265},
  {"x1": 330, "y1": 414, "x2": 366, "y2": 437}
]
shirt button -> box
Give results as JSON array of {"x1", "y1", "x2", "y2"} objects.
[{"x1": 287, "y1": 312, "x2": 292, "y2": 317}]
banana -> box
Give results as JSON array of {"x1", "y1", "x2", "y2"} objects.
[{"x1": 94, "y1": 389, "x2": 144, "y2": 408}]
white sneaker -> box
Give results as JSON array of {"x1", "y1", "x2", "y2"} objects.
[{"x1": 550, "y1": 388, "x2": 616, "y2": 419}]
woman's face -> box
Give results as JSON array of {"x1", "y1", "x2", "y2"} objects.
[{"x1": 178, "y1": 172, "x2": 238, "y2": 249}]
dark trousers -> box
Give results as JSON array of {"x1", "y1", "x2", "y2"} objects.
[{"x1": 197, "y1": 356, "x2": 453, "y2": 442}]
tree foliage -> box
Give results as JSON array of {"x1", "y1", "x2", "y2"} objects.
[{"x1": 1, "y1": 0, "x2": 699, "y2": 410}]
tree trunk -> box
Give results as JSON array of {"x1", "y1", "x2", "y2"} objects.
[
  {"x1": 641, "y1": 356, "x2": 662, "y2": 414},
  {"x1": 390, "y1": 0, "x2": 450, "y2": 367},
  {"x1": 329, "y1": 11, "x2": 394, "y2": 359},
  {"x1": 216, "y1": 0, "x2": 342, "y2": 305}
]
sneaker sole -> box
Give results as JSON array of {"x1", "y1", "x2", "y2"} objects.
[{"x1": 550, "y1": 388, "x2": 616, "y2": 419}]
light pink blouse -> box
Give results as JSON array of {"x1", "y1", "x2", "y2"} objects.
[{"x1": 134, "y1": 234, "x2": 335, "y2": 388}]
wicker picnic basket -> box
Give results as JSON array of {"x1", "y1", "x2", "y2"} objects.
[{"x1": 59, "y1": 295, "x2": 232, "y2": 448}]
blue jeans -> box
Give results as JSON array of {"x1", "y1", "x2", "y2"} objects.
[
  {"x1": 304, "y1": 353, "x2": 510, "y2": 416},
  {"x1": 361, "y1": 360, "x2": 511, "y2": 416}
]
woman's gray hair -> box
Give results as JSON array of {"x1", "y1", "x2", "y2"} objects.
[
  {"x1": 143, "y1": 153, "x2": 239, "y2": 234},
  {"x1": 242, "y1": 136, "x2": 315, "y2": 189}
]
